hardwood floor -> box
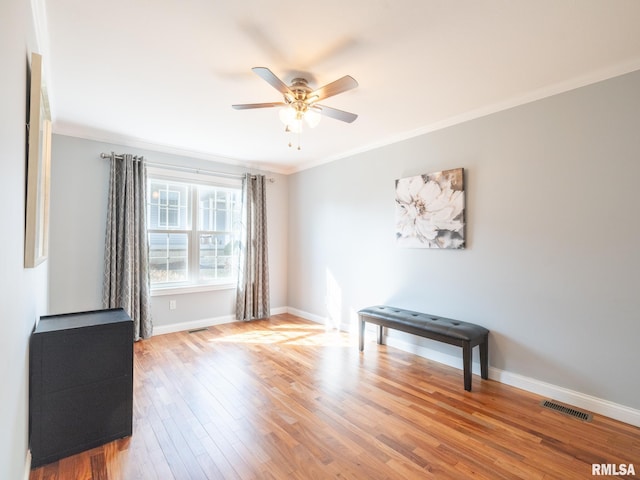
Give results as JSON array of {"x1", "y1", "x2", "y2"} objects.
[{"x1": 29, "y1": 314, "x2": 639, "y2": 479}]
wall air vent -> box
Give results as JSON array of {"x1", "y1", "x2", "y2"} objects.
[{"x1": 541, "y1": 399, "x2": 593, "y2": 422}]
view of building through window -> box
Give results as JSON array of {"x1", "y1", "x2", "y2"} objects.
[{"x1": 147, "y1": 177, "x2": 242, "y2": 288}]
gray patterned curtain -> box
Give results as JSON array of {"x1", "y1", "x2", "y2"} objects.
[
  {"x1": 236, "y1": 173, "x2": 270, "y2": 320},
  {"x1": 102, "y1": 153, "x2": 153, "y2": 340}
]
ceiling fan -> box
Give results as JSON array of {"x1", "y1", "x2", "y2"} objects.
[{"x1": 232, "y1": 67, "x2": 359, "y2": 134}]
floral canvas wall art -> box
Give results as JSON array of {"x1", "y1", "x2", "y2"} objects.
[{"x1": 395, "y1": 168, "x2": 465, "y2": 249}]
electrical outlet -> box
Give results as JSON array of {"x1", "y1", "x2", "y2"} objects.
[{"x1": 169, "y1": 300, "x2": 176, "y2": 310}]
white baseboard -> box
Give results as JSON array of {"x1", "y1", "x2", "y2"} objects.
[
  {"x1": 491, "y1": 369, "x2": 640, "y2": 428},
  {"x1": 152, "y1": 306, "x2": 290, "y2": 336},
  {"x1": 290, "y1": 306, "x2": 640, "y2": 428},
  {"x1": 153, "y1": 314, "x2": 236, "y2": 336},
  {"x1": 286, "y1": 306, "x2": 352, "y2": 331},
  {"x1": 286, "y1": 307, "x2": 329, "y2": 326},
  {"x1": 23, "y1": 450, "x2": 31, "y2": 480}
]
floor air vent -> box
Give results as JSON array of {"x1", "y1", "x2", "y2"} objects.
[
  {"x1": 541, "y1": 400, "x2": 592, "y2": 422},
  {"x1": 188, "y1": 327, "x2": 209, "y2": 334}
]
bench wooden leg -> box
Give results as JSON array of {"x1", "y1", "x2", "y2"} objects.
[
  {"x1": 463, "y1": 342, "x2": 472, "y2": 391},
  {"x1": 359, "y1": 318, "x2": 365, "y2": 351},
  {"x1": 377, "y1": 325, "x2": 384, "y2": 345},
  {"x1": 480, "y1": 334, "x2": 489, "y2": 380}
]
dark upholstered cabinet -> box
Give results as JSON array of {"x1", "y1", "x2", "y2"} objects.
[{"x1": 29, "y1": 308, "x2": 133, "y2": 467}]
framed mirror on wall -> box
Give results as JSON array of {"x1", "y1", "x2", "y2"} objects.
[{"x1": 25, "y1": 52, "x2": 52, "y2": 268}]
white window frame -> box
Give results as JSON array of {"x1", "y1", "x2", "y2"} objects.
[{"x1": 147, "y1": 167, "x2": 242, "y2": 296}]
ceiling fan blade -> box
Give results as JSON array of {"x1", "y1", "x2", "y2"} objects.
[
  {"x1": 232, "y1": 102, "x2": 286, "y2": 110},
  {"x1": 314, "y1": 104, "x2": 358, "y2": 123},
  {"x1": 252, "y1": 67, "x2": 293, "y2": 96},
  {"x1": 310, "y1": 75, "x2": 358, "y2": 102}
]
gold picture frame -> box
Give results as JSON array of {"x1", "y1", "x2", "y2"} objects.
[{"x1": 25, "y1": 52, "x2": 52, "y2": 268}]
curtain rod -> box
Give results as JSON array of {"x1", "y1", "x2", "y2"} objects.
[
  {"x1": 100, "y1": 152, "x2": 144, "y2": 161},
  {"x1": 99, "y1": 152, "x2": 274, "y2": 182}
]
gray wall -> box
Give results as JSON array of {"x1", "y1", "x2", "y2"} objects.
[
  {"x1": 1, "y1": 1, "x2": 50, "y2": 478},
  {"x1": 288, "y1": 70, "x2": 640, "y2": 410},
  {"x1": 49, "y1": 135, "x2": 288, "y2": 327}
]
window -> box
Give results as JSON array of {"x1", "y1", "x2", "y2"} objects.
[{"x1": 146, "y1": 169, "x2": 242, "y2": 292}]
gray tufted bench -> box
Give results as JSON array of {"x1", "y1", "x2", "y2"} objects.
[{"x1": 358, "y1": 306, "x2": 489, "y2": 391}]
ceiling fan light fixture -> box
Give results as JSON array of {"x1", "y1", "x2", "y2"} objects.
[
  {"x1": 279, "y1": 104, "x2": 321, "y2": 130},
  {"x1": 288, "y1": 120, "x2": 303, "y2": 134},
  {"x1": 304, "y1": 108, "x2": 321, "y2": 128},
  {"x1": 279, "y1": 106, "x2": 297, "y2": 125},
  {"x1": 234, "y1": 67, "x2": 358, "y2": 150}
]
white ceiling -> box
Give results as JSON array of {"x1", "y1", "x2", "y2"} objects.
[{"x1": 39, "y1": 0, "x2": 640, "y2": 174}]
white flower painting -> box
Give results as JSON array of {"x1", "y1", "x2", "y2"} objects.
[{"x1": 395, "y1": 168, "x2": 465, "y2": 249}]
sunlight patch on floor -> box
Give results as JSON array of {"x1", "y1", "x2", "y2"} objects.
[{"x1": 209, "y1": 323, "x2": 352, "y2": 347}]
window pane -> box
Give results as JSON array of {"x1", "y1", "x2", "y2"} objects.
[
  {"x1": 148, "y1": 181, "x2": 190, "y2": 230},
  {"x1": 198, "y1": 187, "x2": 215, "y2": 231},
  {"x1": 199, "y1": 233, "x2": 237, "y2": 281},
  {"x1": 198, "y1": 185, "x2": 241, "y2": 232},
  {"x1": 148, "y1": 233, "x2": 188, "y2": 284}
]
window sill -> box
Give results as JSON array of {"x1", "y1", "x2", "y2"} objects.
[{"x1": 151, "y1": 283, "x2": 236, "y2": 296}]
